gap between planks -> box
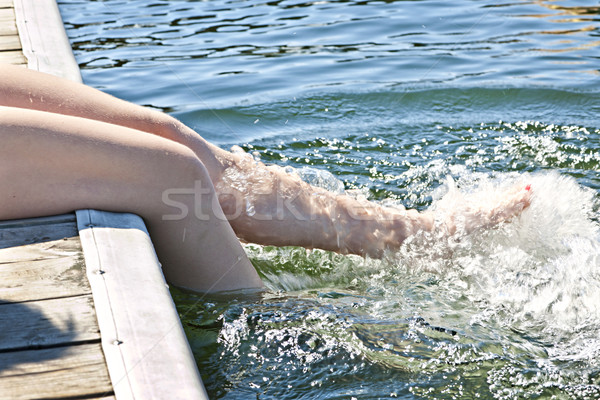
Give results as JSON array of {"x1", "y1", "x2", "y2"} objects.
[
  {"x1": 0, "y1": 8, "x2": 18, "y2": 36},
  {"x1": 0, "y1": 343, "x2": 114, "y2": 400},
  {"x1": 0, "y1": 214, "x2": 114, "y2": 400}
]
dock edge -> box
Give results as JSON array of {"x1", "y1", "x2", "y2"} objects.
[
  {"x1": 13, "y1": 0, "x2": 82, "y2": 82},
  {"x1": 77, "y1": 209, "x2": 209, "y2": 400}
]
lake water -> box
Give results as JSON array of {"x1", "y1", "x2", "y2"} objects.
[{"x1": 58, "y1": 0, "x2": 600, "y2": 398}]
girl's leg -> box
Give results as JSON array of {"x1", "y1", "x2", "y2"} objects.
[
  {"x1": 214, "y1": 162, "x2": 531, "y2": 257},
  {"x1": 0, "y1": 66, "x2": 531, "y2": 257},
  {"x1": 0, "y1": 106, "x2": 263, "y2": 292},
  {"x1": 0, "y1": 65, "x2": 429, "y2": 254},
  {"x1": 0, "y1": 64, "x2": 227, "y2": 183}
]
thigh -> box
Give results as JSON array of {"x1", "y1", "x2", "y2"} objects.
[
  {"x1": 0, "y1": 106, "x2": 263, "y2": 291},
  {"x1": 0, "y1": 106, "x2": 196, "y2": 219}
]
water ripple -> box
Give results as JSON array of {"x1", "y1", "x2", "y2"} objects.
[{"x1": 59, "y1": 0, "x2": 600, "y2": 398}]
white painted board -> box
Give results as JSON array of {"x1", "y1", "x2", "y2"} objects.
[{"x1": 77, "y1": 209, "x2": 208, "y2": 400}]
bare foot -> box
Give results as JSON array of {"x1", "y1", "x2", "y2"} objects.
[
  {"x1": 434, "y1": 183, "x2": 532, "y2": 236},
  {"x1": 344, "y1": 183, "x2": 532, "y2": 258}
]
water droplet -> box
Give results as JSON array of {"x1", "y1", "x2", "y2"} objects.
[{"x1": 246, "y1": 200, "x2": 256, "y2": 217}]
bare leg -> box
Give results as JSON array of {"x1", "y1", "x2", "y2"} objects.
[
  {"x1": 0, "y1": 65, "x2": 227, "y2": 182},
  {"x1": 0, "y1": 106, "x2": 263, "y2": 292},
  {"x1": 0, "y1": 65, "x2": 531, "y2": 258},
  {"x1": 215, "y1": 158, "x2": 531, "y2": 256}
]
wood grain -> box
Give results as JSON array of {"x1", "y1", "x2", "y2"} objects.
[
  {"x1": 0, "y1": 236, "x2": 90, "y2": 303},
  {"x1": 0, "y1": 8, "x2": 17, "y2": 36},
  {"x1": 0, "y1": 218, "x2": 78, "y2": 249},
  {"x1": 0, "y1": 34, "x2": 19, "y2": 50},
  {"x1": 0, "y1": 343, "x2": 114, "y2": 400},
  {"x1": 0, "y1": 49, "x2": 25, "y2": 64},
  {"x1": 0, "y1": 295, "x2": 100, "y2": 351},
  {"x1": 0, "y1": 214, "x2": 112, "y2": 398}
]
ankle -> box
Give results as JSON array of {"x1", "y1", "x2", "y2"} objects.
[{"x1": 334, "y1": 203, "x2": 425, "y2": 257}]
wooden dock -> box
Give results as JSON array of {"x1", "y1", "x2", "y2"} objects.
[
  {"x1": 0, "y1": 214, "x2": 114, "y2": 399},
  {"x1": 0, "y1": 0, "x2": 25, "y2": 65},
  {"x1": 0, "y1": 1, "x2": 208, "y2": 399}
]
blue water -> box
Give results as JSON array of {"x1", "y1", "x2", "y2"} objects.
[{"x1": 59, "y1": 1, "x2": 600, "y2": 398}]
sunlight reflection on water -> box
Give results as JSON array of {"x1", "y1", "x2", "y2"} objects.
[{"x1": 59, "y1": 0, "x2": 600, "y2": 398}]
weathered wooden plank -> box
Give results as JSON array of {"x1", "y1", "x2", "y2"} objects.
[
  {"x1": 0, "y1": 8, "x2": 16, "y2": 21},
  {"x1": 0, "y1": 234, "x2": 81, "y2": 260},
  {"x1": 77, "y1": 209, "x2": 209, "y2": 399},
  {"x1": 0, "y1": 12, "x2": 17, "y2": 36},
  {"x1": 14, "y1": 0, "x2": 82, "y2": 81},
  {"x1": 0, "y1": 0, "x2": 14, "y2": 9},
  {"x1": 0, "y1": 213, "x2": 76, "y2": 229},
  {"x1": 0, "y1": 343, "x2": 114, "y2": 400},
  {"x1": 0, "y1": 295, "x2": 100, "y2": 351},
  {"x1": 0, "y1": 7, "x2": 15, "y2": 17},
  {"x1": 0, "y1": 219, "x2": 78, "y2": 249},
  {"x1": 0, "y1": 235, "x2": 89, "y2": 302},
  {"x1": 0, "y1": 34, "x2": 20, "y2": 51},
  {"x1": 0, "y1": 50, "x2": 25, "y2": 64}
]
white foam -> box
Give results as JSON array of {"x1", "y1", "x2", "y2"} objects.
[{"x1": 423, "y1": 172, "x2": 600, "y2": 344}]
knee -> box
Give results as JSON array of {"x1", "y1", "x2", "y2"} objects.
[
  {"x1": 159, "y1": 144, "x2": 218, "y2": 197},
  {"x1": 156, "y1": 144, "x2": 223, "y2": 219},
  {"x1": 157, "y1": 141, "x2": 213, "y2": 185}
]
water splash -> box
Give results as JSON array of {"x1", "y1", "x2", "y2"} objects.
[
  {"x1": 392, "y1": 171, "x2": 600, "y2": 324},
  {"x1": 294, "y1": 166, "x2": 346, "y2": 195},
  {"x1": 185, "y1": 104, "x2": 600, "y2": 398},
  {"x1": 211, "y1": 126, "x2": 600, "y2": 398},
  {"x1": 233, "y1": 170, "x2": 600, "y2": 397}
]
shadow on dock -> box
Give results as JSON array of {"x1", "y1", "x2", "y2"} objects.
[{"x1": 0, "y1": 299, "x2": 79, "y2": 371}]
